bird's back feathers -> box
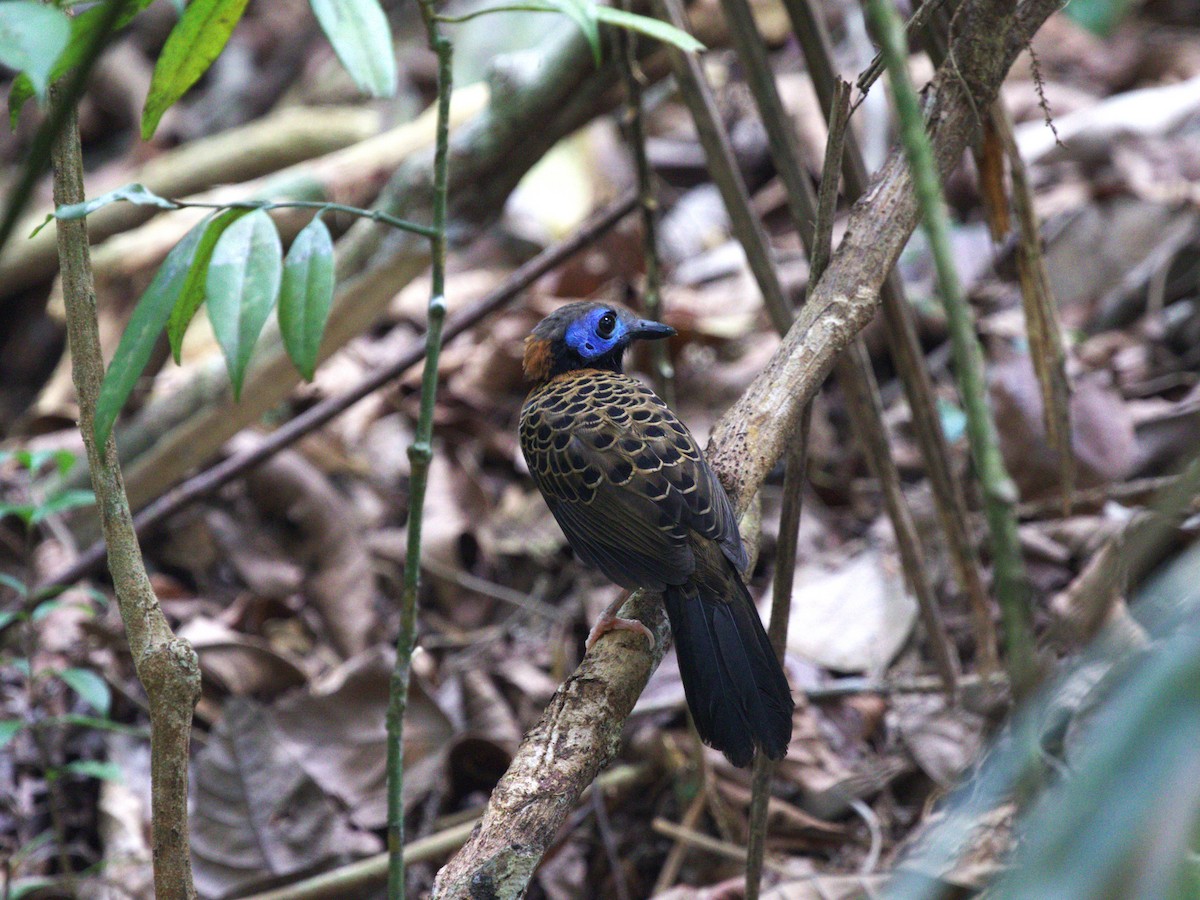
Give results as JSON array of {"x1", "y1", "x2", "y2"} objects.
[{"x1": 520, "y1": 367, "x2": 793, "y2": 766}]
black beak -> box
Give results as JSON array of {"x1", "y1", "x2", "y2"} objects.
[{"x1": 630, "y1": 319, "x2": 676, "y2": 341}]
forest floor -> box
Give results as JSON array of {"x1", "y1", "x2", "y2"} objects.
[{"x1": 3, "y1": 0, "x2": 1200, "y2": 897}]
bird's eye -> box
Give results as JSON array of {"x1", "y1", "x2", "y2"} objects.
[{"x1": 597, "y1": 311, "x2": 617, "y2": 338}]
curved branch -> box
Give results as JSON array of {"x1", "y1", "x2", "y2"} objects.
[{"x1": 433, "y1": 0, "x2": 1061, "y2": 894}]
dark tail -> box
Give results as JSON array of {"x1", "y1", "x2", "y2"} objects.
[{"x1": 663, "y1": 557, "x2": 794, "y2": 767}]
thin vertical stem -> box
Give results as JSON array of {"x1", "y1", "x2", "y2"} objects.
[
  {"x1": 866, "y1": 0, "x2": 1037, "y2": 697},
  {"x1": 51, "y1": 92, "x2": 200, "y2": 900},
  {"x1": 785, "y1": 0, "x2": 999, "y2": 674},
  {"x1": 615, "y1": 22, "x2": 674, "y2": 402},
  {"x1": 746, "y1": 83, "x2": 845, "y2": 900},
  {"x1": 386, "y1": 11, "x2": 454, "y2": 898}
]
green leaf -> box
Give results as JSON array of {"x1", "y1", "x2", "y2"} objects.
[
  {"x1": 10, "y1": 879, "x2": 56, "y2": 900},
  {"x1": 206, "y1": 210, "x2": 283, "y2": 399},
  {"x1": 31, "y1": 600, "x2": 64, "y2": 622},
  {"x1": 0, "y1": 611, "x2": 21, "y2": 631},
  {"x1": 438, "y1": 1, "x2": 704, "y2": 55},
  {"x1": 0, "y1": 2, "x2": 70, "y2": 102},
  {"x1": 141, "y1": 0, "x2": 252, "y2": 140},
  {"x1": 0, "y1": 572, "x2": 29, "y2": 598},
  {"x1": 0, "y1": 719, "x2": 22, "y2": 749},
  {"x1": 55, "y1": 182, "x2": 178, "y2": 222},
  {"x1": 0, "y1": 503, "x2": 36, "y2": 526},
  {"x1": 166, "y1": 207, "x2": 252, "y2": 362},
  {"x1": 8, "y1": 0, "x2": 154, "y2": 128},
  {"x1": 94, "y1": 217, "x2": 209, "y2": 447},
  {"x1": 58, "y1": 667, "x2": 111, "y2": 716},
  {"x1": 550, "y1": 0, "x2": 600, "y2": 65},
  {"x1": 1063, "y1": 0, "x2": 1134, "y2": 37},
  {"x1": 63, "y1": 759, "x2": 123, "y2": 782},
  {"x1": 51, "y1": 449, "x2": 78, "y2": 478},
  {"x1": 278, "y1": 216, "x2": 334, "y2": 381},
  {"x1": 50, "y1": 713, "x2": 149, "y2": 737},
  {"x1": 309, "y1": 0, "x2": 397, "y2": 98},
  {"x1": 29, "y1": 489, "x2": 95, "y2": 524},
  {"x1": 593, "y1": 6, "x2": 703, "y2": 52}
]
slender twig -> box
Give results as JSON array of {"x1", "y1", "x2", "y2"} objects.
[
  {"x1": 39, "y1": 192, "x2": 638, "y2": 593},
  {"x1": 803, "y1": 671, "x2": 1007, "y2": 699},
  {"x1": 615, "y1": 20, "x2": 673, "y2": 401},
  {"x1": 785, "y1": 0, "x2": 998, "y2": 673},
  {"x1": 241, "y1": 820, "x2": 479, "y2": 900},
  {"x1": 386, "y1": 10, "x2": 453, "y2": 898},
  {"x1": 854, "y1": 0, "x2": 951, "y2": 98},
  {"x1": 994, "y1": 105, "x2": 1074, "y2": 514},
  {"x1": 57, "y1": 195, "x2": 439, "y2": 239},
  {"x1": 653, "y1": 0, "x2": 794, "y2": 333},
  {"x1": 866, "y1": 0, "x2": 1036, "y2": 697},
  {"x1": 744, "y1": 413, "x2": 809, "y2": 900},
  {"x1": 652, "y1": 779, "x2": 708, "y2": 894},
  {"x1": 50, "y1": 94, "x2": 200, "y2": 899},
  {"x1": 746, "y1": 82, "x2": 848, "y2": 900},
  {"x1": 651, "y1": 819, "x2": 793, "y2": 875}
]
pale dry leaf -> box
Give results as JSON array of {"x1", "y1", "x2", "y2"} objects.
[
  {"x1": 177, "y1": 617, "x2": 309, "y2": 697},
  {"x1": 190, "y1": 698, "x2": 380, "y2": 899},
  {"x1": 273, "y1": 646, "x2": 455, "y2": 830},
  {"x1": 892, "y1": 694, "x2": 987, "y2": 787},
  {"x1": 240, "y1": 439, "x2": 378, "y2": 658},
  {"x1": 786, "y1": 549, "x2": 918, "y2": 675}
]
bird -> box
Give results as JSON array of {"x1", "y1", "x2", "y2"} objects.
[{"x1": 519, "y1": 301, "x2": 793, "y2": 767}]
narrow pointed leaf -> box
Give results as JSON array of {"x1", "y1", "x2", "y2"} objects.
[
  {"x1": 56, "y1": 182, "x2": 177, "y2": 222},
  {"x1": 142, "y1": 0, "x2": 252, "y2": 140},
  {"x1": 0, "y1": 2, "x2": 70, "y2": 102},
  {"x1": 550, "y1": 0, "x2": 601, "y2": 65},
  {"x1": 0, "y1": 720, "x2": 22, "y2": 749},
  {"x1": 206, "y1": 210, "x2": 283, "y2": 399},
  {"x1": 30, "y1": 490, "x2": 95, "y2": 525},
  {"x1": 94, "y1": 219, "x2": 207, "y2": 447},
  {"x1": 594, "y1": 7, "x2": 704, "y2": 52},
  {"x1": 58, "y1": 667, "x2": 111, "y2": 716},
  {"x1": 0, "y1": 573, "x2": 28, "y2": 597},
  {"x1": 63, "y1": 760, "x2": 124, "y2": 782},
  {"x1": 9, "y1": 0, "x2": 154, "y2": 127},
  {"x1": 166, "y1": 207, "x2": 252, "y2": 362},
  {"x1": 309, "y1": 0, "x2": 396, "y2": 97},
  {"x1": 278, "y1": 216, "x2": 334, "y2": 381}
]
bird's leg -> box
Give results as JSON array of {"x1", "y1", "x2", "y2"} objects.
[{"x1": 586, "y1": 590, "x2": 655, "y2": 651}]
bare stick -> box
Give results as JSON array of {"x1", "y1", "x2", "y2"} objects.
[
  {"x1": 785, "y1": 0, "x2": 999, "y2": 672},
  {"x1": 866, "y1": 0, "x2": 1037, "y2": 696},
  {"x1": 615, "y1": 20, "x2": 674, "y2": 401},
  {"x1": 51, "y1": 97, "x2": 200, "y2": 899}
]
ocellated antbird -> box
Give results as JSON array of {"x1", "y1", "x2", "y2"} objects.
[{"x1": 519, "y1": 301, "x2": 793, "y2": 767}]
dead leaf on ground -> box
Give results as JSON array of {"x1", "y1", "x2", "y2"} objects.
[
  {"x1": 240, "y1": 437, "x2": 378, "y2": 659},
  {"x1": 786, "y1": 548, "x2": 918, "y2": 675},
  {"x1": 892, "y1": 694, "x2": 987, "y2": 788},
  {"x1": 273, "y1": 646, "x2": 454, "y2": 830},
  {"x1": 190, "y1": 698, "x2": 381, "y2": 900},
  {"x1": 177, "y1": 617, "x2": 309, "y2": 697}
]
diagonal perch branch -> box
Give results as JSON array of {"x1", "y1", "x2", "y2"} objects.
[{"x1": 434, "y1": 1, "x2": 1060, "y2": 895}]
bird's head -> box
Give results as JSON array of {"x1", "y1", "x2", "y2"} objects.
[{"x1": 522, "y1": 301, "x2": 675, "y2": 382}]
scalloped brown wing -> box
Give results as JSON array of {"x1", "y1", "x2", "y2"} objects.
[{"x1": 520, "y1": 371, "x2": 748, "y2": 592}]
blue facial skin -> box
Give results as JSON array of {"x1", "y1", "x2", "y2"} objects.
[{"x1": 564, "y1": 308, "x2": 626, "y2": 359}]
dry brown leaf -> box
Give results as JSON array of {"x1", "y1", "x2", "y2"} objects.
[
  {"x1": 273, "y1": 646, "x2": 455, "y2": 831},
  {"x1": 177, "y1": 617, "x2": 309, "y2": 697},
  {"x1": 240, "y1": 438, "x2": 378, "y2": 658}
]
